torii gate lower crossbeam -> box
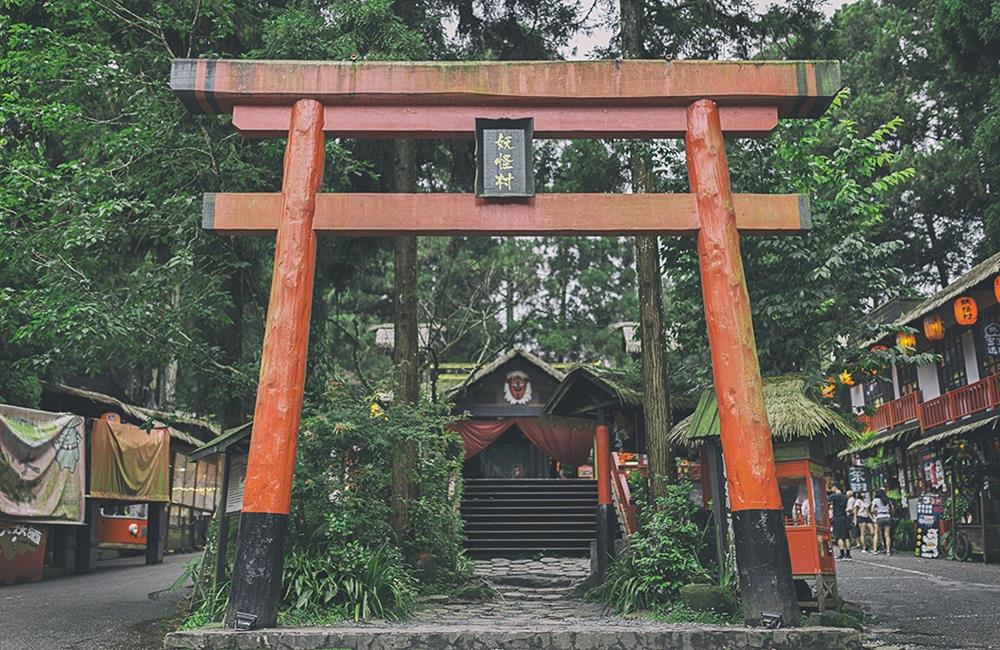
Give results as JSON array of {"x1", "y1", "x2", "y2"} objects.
[{"x1": 171, "y1": 58, "x2": 840, "y2": 630}]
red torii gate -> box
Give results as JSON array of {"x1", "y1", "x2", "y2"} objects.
[{"x1": 171, "y1": 59, "x2": 840, "y2": 629}]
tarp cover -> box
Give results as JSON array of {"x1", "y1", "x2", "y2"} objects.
[
  {"x1": 90, "y1": 420, "x2": 170, "y2": 502},
  {"x1": 0, "y1": 404, "x2": 85, "y2": 524},
  {"x1": 450, "y1": 418, "x2": 594, "y2": 466}
]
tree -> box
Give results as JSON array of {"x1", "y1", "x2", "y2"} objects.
[{"x1": 619, "y1": 0, "x2": 676, "y2": 498}]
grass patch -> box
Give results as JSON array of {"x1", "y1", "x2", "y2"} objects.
[{"x1": 646, "y1": 602, "x2": 743, "y2": 626}]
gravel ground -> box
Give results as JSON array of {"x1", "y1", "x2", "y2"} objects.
[
  {"x1": 0, "y1": 552, "x2": 197, "y2": 650},
  {"x1": 836, "y1": 551, "x2": 1000, "y2": 649}
]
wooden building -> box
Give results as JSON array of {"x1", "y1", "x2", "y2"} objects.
[{"x1": 842, "y1": 251, "x2": 1000, "y2": 561}]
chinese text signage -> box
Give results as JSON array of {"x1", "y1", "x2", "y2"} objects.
[{"x1": 475, "y1": 117, "x2": 534, "y2": 198}]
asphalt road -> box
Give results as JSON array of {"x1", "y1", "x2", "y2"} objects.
[
  {"x1": 0, "y1": 552, "x2": 197, "y2": 650},
  {"x1": 837, "y1": 552, "x2": 1000, "y2": 650}
]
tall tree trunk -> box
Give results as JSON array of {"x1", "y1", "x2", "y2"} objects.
[
  {"x1": 390, "y1": 139, "x2": 419, "y2": 546},
  {"x1": 219, "y1": 261, "x2": 246, "y2": 432},
  {"x1": 621, "y1": 0, "x2": 674, "y2": 499}
]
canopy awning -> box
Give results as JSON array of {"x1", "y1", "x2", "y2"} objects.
[
  {"x1": 188, "y1": 421, "x2": 253, "y2": 461},
  {"x1": 837, "y1": 423, "x2": 920, "y2": 458},
  {"x1": 906, "y1": 414, "x2": 1000, "y2": 451}
]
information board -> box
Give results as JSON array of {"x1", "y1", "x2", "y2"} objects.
[{"x1": 915, "y1": 493, "x2": 943, "y2": 558}]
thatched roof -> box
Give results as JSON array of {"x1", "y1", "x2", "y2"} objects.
[
  {"x1": 668, "y1": 374, "x2": 859, "y2": 449},
  {"x1": 893, "y1": 251, "x2": 1000, "y2": 328},
  {"x1": 446, "y1": 348, "x2": 565, "y2": 401},
  {"x1": 41, "y1": 381, "x2": 218, "y2": 445},
  {"x1": 543, "y1": 365, "x2": 642, "y2": 420}
]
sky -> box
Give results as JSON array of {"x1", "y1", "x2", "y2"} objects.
[{"x1": 570, "y1": 0, "x2": 855, "y2": 57}]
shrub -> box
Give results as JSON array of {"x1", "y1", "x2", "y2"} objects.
[
  {"x1": 591, "y1": 482, "x2": 710, "y2": 614},
  {"x1": 282, "y1": 543, "x2": 415, "y2": 621},
  {"x1": 893, "y1": 518, "x2": 916, "y2": 552},
  {"x1": 182, "y1": 382, "x2": 471, "y2": 627}
]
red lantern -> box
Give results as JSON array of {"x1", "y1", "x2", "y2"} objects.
[
  {"x1": 954, "y1": 296, "x2": 978, "y2": 326},
  {"x1": 924, "y1": 314, "x2": 945, "y2": 341},
  {"x1": 994, "y1": 276, "x2": 1000, "y2": 303}
]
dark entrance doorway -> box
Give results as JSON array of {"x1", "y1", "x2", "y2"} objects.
[{"x1": 464, "y1": 425, "x2": 553, "y2": 479}]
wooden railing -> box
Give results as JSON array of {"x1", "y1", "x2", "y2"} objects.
[
  {"x1": 862, "y1": 373, "x2": 1000, "y2": 434},
  {"x1": 610, "y1": 452, "x2": 646, "y2": 536},
  {"x1": 859, "y1": 391, "x2": 921, "y2": 433}
]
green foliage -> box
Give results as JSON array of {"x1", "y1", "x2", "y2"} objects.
[
  {"x1": 894, "y1": 518, "x2": 916, "y2": 553},
  {"x1": 591, "y1": 483, "x2": 710, "y2": 614},
  {"x1": 281, "y1": 544, "x2": 414, "y2": 622},
  {"x1": 292, "y1": 384, "x2": 468, "y2": 586},
  {"x1": 647, "y1": 602, "x2": 741, "y2": 626}
]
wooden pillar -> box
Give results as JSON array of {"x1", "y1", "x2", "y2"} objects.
[
  {"x1": 74, "y1": 499, "x2": 99, "y2": 574},
  {"x1": 685, "y1": 99, "x2": 799, "y2": 627},
  {"x1": 215, "y1": 451, "x2": 233, "y2": 586},
  {"x1": 226, "y1": 98, "x2": 325, "y2": 630},
  {"x1": 595, "y1": 422, "x2": 614, "y2": 580},
  {"x1": 146, "y1": 502, "x2": 167, "y2": 565},
  {"x1": 706, "y1": 441, "x2": 728, "y2": 575}
]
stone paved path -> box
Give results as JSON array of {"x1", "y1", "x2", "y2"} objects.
[
  {"x1": 412, "y1": 556, "x2": 608, "y2": 625},
  {"x1": 166, "y1": 554, "x2": 863, "y2": 649}
]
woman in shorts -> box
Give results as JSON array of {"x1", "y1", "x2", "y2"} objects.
[
  {"x1": 854, "y1": 492, "x2": 875, "y2": 552},
  {"x1": 871, "y1": 488, "x2": 894, "y2": 555}
]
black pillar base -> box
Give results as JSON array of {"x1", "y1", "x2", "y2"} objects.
[
  {"x1": 146, "y1": 503, "x2": 167, "y2": 565},
  {"x1": 74, "y1": 499, "x2": 99, "y2": 574},
  {"x1": 225, "y1": 512, "x2": 288, "y2": 630},
  {"x1": 731, "y1": 508, "x2": 800, "y2": 627},
  {"x1": 595, "y1": 504, "x2": 615, "y2": 581}
]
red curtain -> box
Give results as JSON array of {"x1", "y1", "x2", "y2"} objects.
[{"x1": 450, "y1": 418, "x2": 594, "y2": 466}]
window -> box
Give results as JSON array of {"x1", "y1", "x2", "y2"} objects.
[
  {"x1": 976, "y1": 307, "x2": 1000, "y2": 379},
  {"x1": 863, "y1": 379, "x2": 893, "y2": 408},
  {"x1": 936, "y1": 330, "x2": 967, "y2": 392},
  {"x1": 896, "y1": 362, "x2": 919, "y2": 397}
]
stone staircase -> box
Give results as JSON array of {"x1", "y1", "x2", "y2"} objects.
[{"x1": 461, "y1": 478, "x2": 597, "y2": 557}]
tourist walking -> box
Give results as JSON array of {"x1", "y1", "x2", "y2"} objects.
[
  {"x1": 872, "y1": 488, "x2": 894, "y2": 555},
  {"x1": 846, "y1": 490, "x2": 860, "y2": 549},
  {"x1": 830, "y1": 484, "x2": 852, "y2": 560},
  {"x1": 854, "y1": 492, "x2": 875, "y2": 552}
]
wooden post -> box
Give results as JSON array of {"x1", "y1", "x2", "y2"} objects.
[
  {"x1": 685, "y1": 98, "x2": 799, "y2": 626},
  {"x1": 145, "y1": 502, "x2": 167, "y2": 565},
  {"x1": 215, "y1": 451, "x2": 233, "y2": 585},
  {"x1": 595, "y1": 422, "x2": 614, "y2": 580},
  {"x1": 706, "y1": 441, "x2": 728, "y2": 576},
  {"x1": 226, "y1": 98, "x2": 325, "y2": 630}
]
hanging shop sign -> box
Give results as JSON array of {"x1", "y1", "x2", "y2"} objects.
[
  {"x1": 984, "y1": 322, "x2": 1000, "y2": 357},
  {"x1": 475, "y1": 117, "x2": 534, "y2": 198},
  {"x1": 953, "y1": 296, "x2": 978, "y2": 326},
  {"x1": 915, "y1": 493, "x2": 943, "y2": 559},
  {"x1": 847, "y1": 466, "x2": 869, "y2": 494}
]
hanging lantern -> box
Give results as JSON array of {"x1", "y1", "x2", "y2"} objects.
[
  {"x1": 994, "y1": 276, "x2": 1000, "y2": 303},
  {"x1": 924, "y1": 314, "x2": 945, "y2": 341},
  {"x1": 896, "y1": 331, "x2": 917, "y2": 349},
  {"x1": 954, "y1": 296, "x2": 978, "y2": 326},
  {"x1": 839, "y1": 370, "x2": 855, "y2": 386},
  {"x1": 820, "y1": 378, "x2": 836, "y2": 399}
]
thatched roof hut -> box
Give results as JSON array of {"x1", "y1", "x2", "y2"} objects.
[{"x1": 668, "y1": 374, "x2": 859, "y2": 452}]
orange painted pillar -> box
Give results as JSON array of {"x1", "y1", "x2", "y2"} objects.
[
  {"x1": 227, "y1": 98, "x2": 325, "y2": 630},
  {"x1": 685, "y1": 98, "x2": 799, "y2": 626},
  {"x1": 595, "y1": 423, "x2": 614, "y2": 579}
]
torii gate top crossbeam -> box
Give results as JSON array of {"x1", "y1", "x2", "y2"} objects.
[{"x1": 170, "y1": 59, "x2": 841, "y2": 126}]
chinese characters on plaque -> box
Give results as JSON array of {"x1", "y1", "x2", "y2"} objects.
[{"x1": 475, "y1": 117, "x2": 534, "y2": 198}]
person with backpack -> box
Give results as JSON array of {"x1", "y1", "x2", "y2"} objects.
[{"x1": 872, "y1": 488, "x2": 894, "y2": 555}]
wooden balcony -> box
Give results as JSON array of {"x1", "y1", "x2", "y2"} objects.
[
  {"x1": 859, "y1": 391, "x2": 921, "y2": 433},
  {"x1": 920, "y1": 373, "x2": 1000, "y2": 430},
  {"x1": 859, "y1": 374, "x2": 1000, "y2": 434}
]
